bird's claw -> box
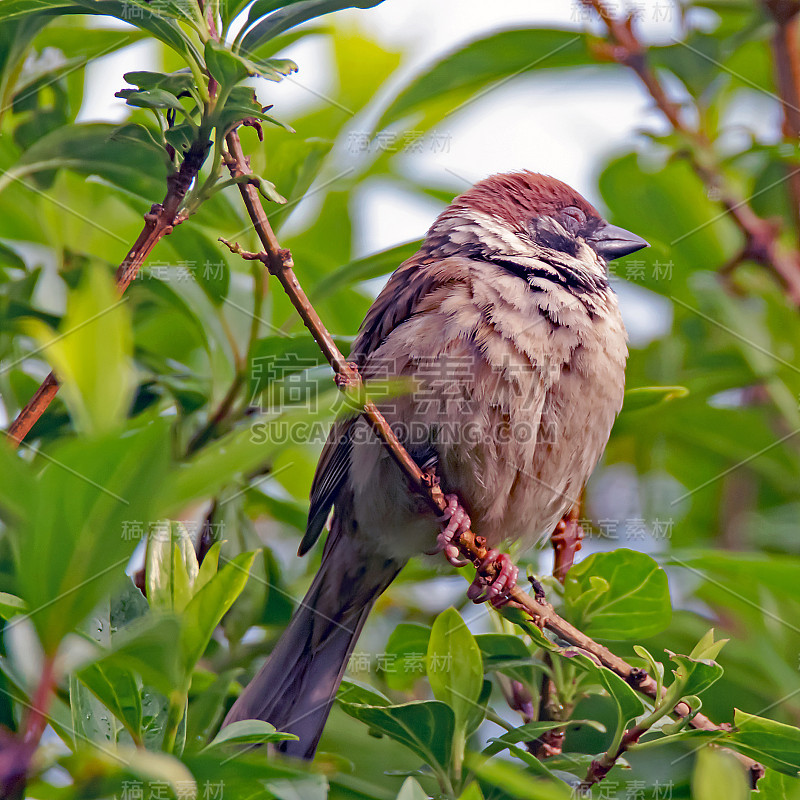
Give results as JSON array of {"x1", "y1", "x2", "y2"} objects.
[
  {"x1": 427, "y1": 494, "x2": 471, "y2": 567},
  {"x1": 467, "y1": 549, "x2": 519, "y2": 608}
]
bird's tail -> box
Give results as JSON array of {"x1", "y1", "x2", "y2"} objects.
[{"x1": 222, "y1": 522, "x2": 402, "y2": 759}]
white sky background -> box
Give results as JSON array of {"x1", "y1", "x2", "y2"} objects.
[{"x1": 79, "y1": 0, "x2": 685, "y2": 341}]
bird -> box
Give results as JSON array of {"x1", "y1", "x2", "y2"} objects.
[{"x1": 222, "y1": 170, "x2": 649, "y2": 758}]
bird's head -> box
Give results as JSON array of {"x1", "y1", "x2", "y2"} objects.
[{"x1": 426, "y1": 171, "x2": 649, "y2": 280}]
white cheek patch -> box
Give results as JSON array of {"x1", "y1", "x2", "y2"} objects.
[{"x1": 470, "y1": 210, "x2": 529, "y2": 252}]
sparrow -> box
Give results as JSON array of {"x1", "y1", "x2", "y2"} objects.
[{"x1": 223, "y1": 171, "x2": 648, "y2": 758}]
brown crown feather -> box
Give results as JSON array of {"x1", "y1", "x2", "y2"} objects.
[{"x1": 449, "y1": 171, "x2": 601, "y2": 232}]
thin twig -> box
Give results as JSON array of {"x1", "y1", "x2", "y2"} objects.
[
  {"x1": 221, "y1": 126, "x2": 764, "y2": 787},
  {"x1": 583, "y1": 0, "x2": 800, "y2": 305},
  {"x1": 5, "y1": 137, "x2": 212, "y2": 447},
  {"x1": 530, "y1": 500, "x2": 585, "y2": 759},
  {"x1": 763, "y1": 0, "x2": 800, "y2": 240},
  {"x1": 581, "y1": 722, "x2": 646, "y2": 788}
]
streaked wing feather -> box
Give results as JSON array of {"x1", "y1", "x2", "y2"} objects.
[
  {"x1": 301, "y1": 251, "x2": 456, "y2": 556},
  {"x1": 299, "y1": 419, "x2": 354, "y2": 555}
]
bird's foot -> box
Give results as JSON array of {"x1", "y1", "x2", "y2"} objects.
[
  {"x1": 427, "y1": 493, "x2": 471, "y2": 567},
  {"x1": 467, "y1": 549, "x2": 519, "y2": 608}
]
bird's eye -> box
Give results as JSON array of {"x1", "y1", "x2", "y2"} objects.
[{"x1": 561, "y1": 206, "x2": 586, "y2": 234}]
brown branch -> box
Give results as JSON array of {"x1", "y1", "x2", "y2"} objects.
[
  {"x1": 763, "y1": 0, "x2": 800, "y2": 240},
  {"x1": 222, "y1": 126, "x2": 764, "y2": 787},
  {"x1": 530, "y1": 502, "x2": 584, "y2": 759},
  {"x1": 5, "y1": 137, "x2": 211, "y2": 447},
  {"x1": 583, "y1": 0, "x2": 800, "y2": 306},
  {"x1": 0, "y1": 656, "x2": 56, "y2": 798},
  {"x1": 581, "y1": 722, "x2": 646, "y2": 788}
]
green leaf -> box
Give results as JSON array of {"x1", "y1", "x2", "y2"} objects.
[
  {"x1": 70, "y1": 672, "x2": 115, "y2": 747},
  {"x1": 0, "y1": 2, "x2": 197, "y2": 59},
  {"x1": 164, "y1": 122, "x2": 197, "y2": 156},
  {"x1": 248, "y1": 334, "x2": 348, "y2": 399},
  {"x1": 383, "y1": 623, "x2": 430, "y2": 690},
  {"x1": 596, "y1": 663, "x2": 646, "y2": 726},
  {"x1": 632, "y1": 644, "x2": 665, "y2": 699},
  {"x1": 475, "y1": 633, "x2": 535, "y2": 685},
  {"x1": 256, "y1": 174, "x2": 289, "y2": 203},
  {"x1": 163, "y1": 226, "x2": 231, "y2": 306},
  {"x1": 203, "y1": 719, "x2": 298, "y2": 750},
  {"x1": 563, "y1": 549, "x2": 671, "y2": 639},
  {"x1": 754, "y1": 769, "x2": 800, "y2": 799},
  {"x1": 465, "y1": 753, "x2": 572, "y2": 800},
  {"x1": 116, "y1": 88, "x2": 186, "y2": 112},
  {"x1": 312, "y1": 240, "x2": 423, "y2": 300},
  {"x1": 560, "y1": 652, "x2": 645, "y2": 726},
  {"x1": 396, "y1": 777, "x2": 429, "y2": 800},
  {"x1": 724, "y1": 709, "x2": 800, "y2": 775},
  {"x1": 179, "y1": 550, "x2": 257, "y2": 677},
  {"x1": 338, "y1": 679, "x2": 391, "y2": 706},
  {"x1": 160, "y1": 394, "x2": 339, "y2": 513},
  {"x1": 123, "y1": 69, "x2": 196, "y2": 96},
  {"x1": 122, "y1": 70, "x2": 170, "y2": 89},
  {"x1": 221, "y1": 0, "x2": 253, "y2": 25},
  {"x1": 0, "y1": 242, "x2": 25, "y2": 271},
  {"x1": 194, "y1": 541, "x2": 221, "y2": 596},
  {"x1": 205, "y1": 39, "x2": 248, "y2": 87},
  {"x1": 483, "y1": 719, "x2": 606, "y2": 757},
  {"x1": 500, "y1": 606, "x2": 559, "y2": 652},
  {"x1": 78, "y1": 661, "x2": 142, "y2": 743},
  {"x1": 239, "y1": 0, "x2": 300, "y2": 38},
  {"x1": 185, "y1": 668, "x2": 236, "y2": 752},
  {"x1": 0, "y1": 592, "x2": 27, "y2": 620},
  {"x1": 465, "y1": 679, "x2": 492, "y2": 737},
  {"x1": 668, "y1": 650, "x2": 724, "y2": 698},
  {"x1": 599, "y1": 152, "x2": 731, "y2": 292},
  {"x1": 23, "y1": 265, "x2": 132, "y2": 435},
  {"x1": 426, "y1": 607, "x2": 483, "y2": 735},
  {"x1": 622, "y1": 385, "x2": 689, "y2": 412},
  {"x1": 689, "y1": 628, "x2": 729, "y2": 661},
  {"x1": 12, "y1": 420, "x2": 170, "y2": 652},
  {"x1": 0, "y1": 441, "x2": 36, "y2": 525},
  {"x1": 457, "y1": 782, "x2": 484, "y2": 800},
  {"x1": 692, "y1": 747, "x2": 749, "y2": 800},
  {"x1": 86, "y1": 614, "x2": 182, "y2": 695},
  {"x1": 4, "y1": 122, "x2": 170, "y2": 200},
  {"x1": 146, "y1": 521, "x2": 199, "y2": 614},
  {"x1": 378, "y1": 29, "x2": 592, "y2": 130},
  {"x1": 240, "y1": 1, "x2": 385, "y2": 55},
  {"x1": 338, "y1": 699, "x2": 454, "y2": 774}
]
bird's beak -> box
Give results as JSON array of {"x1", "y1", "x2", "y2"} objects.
[{"x1": 587, "y1": 221, "x2": 649, "y2": 262}]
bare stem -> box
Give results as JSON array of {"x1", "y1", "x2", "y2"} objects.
[
  {"x1": 581, "y1": 723, "x2": 646, "y2": 787},
  {"x1": 530, "y1": 501, "x2": 584, "y2": 759},
  {"x1": 763, "y1": 0, "x2": 800, "y2": 240}
]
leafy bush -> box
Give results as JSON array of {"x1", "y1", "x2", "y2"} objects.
[{"x1": 1, "y1": 1, "x2": 800, "y2": 798}]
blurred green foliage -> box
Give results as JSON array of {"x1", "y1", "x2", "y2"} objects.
[{"x1": 0, "y1": 0, "x2": 800, "y2": 798}]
